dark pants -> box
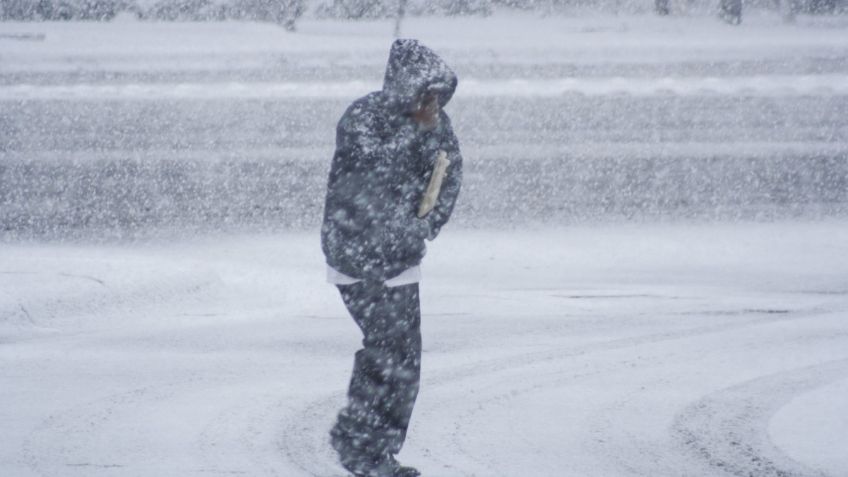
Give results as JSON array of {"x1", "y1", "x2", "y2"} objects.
[{"x1": 330, "y1": 281, "x2": 422, "y2": 469}]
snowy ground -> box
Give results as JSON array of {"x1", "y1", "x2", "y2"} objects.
[
  {"x1": 2, "y1": 222, "x2": 848, "y2": 476},
  {"x1": 3, "y1": 11, "x2": 848, "y2": 477}
]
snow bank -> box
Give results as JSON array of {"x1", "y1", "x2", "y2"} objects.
[
  {"x1": 2, "y1": 14, "x2": 848, "y2": 73},
  {"x1": 5, "y1": 74, "x2": 848, "y2": 100}
]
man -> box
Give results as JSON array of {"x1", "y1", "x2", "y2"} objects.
[{"x1": 321, "y1": 39, "x2": 462, "y2": 477}]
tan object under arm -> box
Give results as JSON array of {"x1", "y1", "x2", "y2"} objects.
[{"x1": 417, "y1": 150, "x2": 451, "y2": 218}]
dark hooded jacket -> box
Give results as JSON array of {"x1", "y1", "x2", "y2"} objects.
[{"x1": 321, "y1": 39, "x2": 463, "y2": 282}]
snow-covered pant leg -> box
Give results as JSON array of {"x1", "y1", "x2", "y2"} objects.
[{"x1": 331, "y1": 281, "x2": 422, "y2": 469}]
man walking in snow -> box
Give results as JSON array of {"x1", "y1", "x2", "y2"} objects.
[{"x1": 321, "y1": 39, "x2": 463, "y2": 477}]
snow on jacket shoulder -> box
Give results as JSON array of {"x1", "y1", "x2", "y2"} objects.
[{"x1": 321, "y1": 39, "x2": 462, "y2": 282}]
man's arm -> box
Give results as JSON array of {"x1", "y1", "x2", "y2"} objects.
[
  {"x1": 323, "y1": 98, "x2": 421, "y2": 281},
  {"x1": 323, "y1": 101, "x2": 393, "y2": 280}
]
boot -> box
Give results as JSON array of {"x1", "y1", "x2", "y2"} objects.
[
  {"x1": 384, "y1": 454, "x2": 420, "y2": 477},
  {"x1": 344, "y1": 454, "x2": 420, "y2": 477}
]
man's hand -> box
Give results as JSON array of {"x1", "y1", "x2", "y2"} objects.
[{"x1": 410, "y1": 217, "x2": 434, "y2": 241}]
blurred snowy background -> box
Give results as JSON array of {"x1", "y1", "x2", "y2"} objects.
[
  {"x1": 2, "y1": 0, "x2": 848, "y2": 239},
  {"x1": 3, "y1": 2, "x2": 848, "y2": 477}
]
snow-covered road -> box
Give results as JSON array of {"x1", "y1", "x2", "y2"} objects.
[
  {"x1": 3, "y1": 14, "x2": 848, "y2": 238},
  {"x1": 2, "y1": 222, "x2": 848, "y2": 476}
]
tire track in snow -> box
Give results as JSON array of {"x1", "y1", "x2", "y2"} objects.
[
  {"x1": 578, "y1": 351, "x2": 848, "y2": 476},
  {"x1": 21, "y1": 376, "x2": 205, "y2": 477},
  {"x1": 26, "y1": 300, "x2": 836, "y2": 476},
  {"x1": 277, "y1": 303, "x2": 833, "y2": 476},
  {"x1": 194, "y1": 385, "x2": 318, "y2": 477},
  {"x1": 24, "y1": 372, "x2": 316, "y2": 476},
  {"x1": 672, "y1": 359, "x2": 848, "y2": 477},
  {"x1": 418, "y1": 312, "x2": 848, "y2": 477},
  {"x1": 278, "y1": 393, "x2": 349, "y2": 477}
]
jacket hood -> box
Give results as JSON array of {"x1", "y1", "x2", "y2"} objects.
[{"x1": 382, "y1": 39, "x2": 458, "y2": 113}]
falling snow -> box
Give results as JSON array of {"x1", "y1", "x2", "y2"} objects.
[{"x1": 2, "y1": 4, "x2": 848, "y2": 477}]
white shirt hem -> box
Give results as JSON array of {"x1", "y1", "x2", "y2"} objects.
[{"x1": 326, "y1": 265, "x2": 421, "y2": 288}]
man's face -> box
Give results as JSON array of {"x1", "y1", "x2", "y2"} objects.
[{"x1": 411, "y1": 94, "x2": 440, "y2": 129}]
